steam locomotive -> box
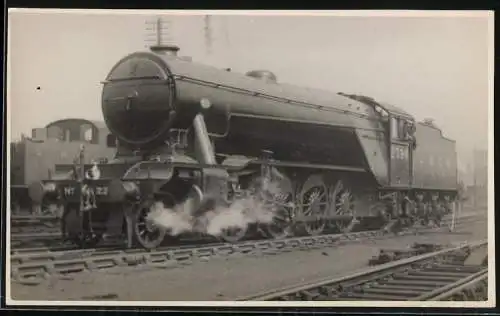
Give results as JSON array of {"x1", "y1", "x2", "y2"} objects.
[
  {"x1": 28, "y1": 44, "x2": 459, "y2": 249},
  {"x1": 10, "y1": 118, "x2": 116, "y2": 215}
]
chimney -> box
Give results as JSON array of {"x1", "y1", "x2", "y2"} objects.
[{"x1": 149, "y1": 44, "x2": 180, "y2": 57}]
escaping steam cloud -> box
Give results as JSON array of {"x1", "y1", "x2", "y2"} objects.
[{"x1": 146, "y1": 177, "x2": 291, "y2": 238}]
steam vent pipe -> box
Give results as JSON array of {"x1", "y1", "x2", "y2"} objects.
[{"x1": 193, "y1": 99, "x2": 216, "y2": 165}]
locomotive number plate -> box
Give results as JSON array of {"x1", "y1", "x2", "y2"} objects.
[
  {"x1": 62, "y1": 186, "x2": 109, "y2": 196},
  {"x1": 64, "y1": 186, "x2": 76, "y2": 196},
  {"x1": 391, "y1": 146, "x2": 408, "y2": 161}
]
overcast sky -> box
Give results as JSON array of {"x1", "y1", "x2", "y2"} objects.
[{"x1": 7, "y1": 10, "x2": 493, "y2": 168}]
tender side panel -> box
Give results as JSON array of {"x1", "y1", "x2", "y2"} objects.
[
  {"x1": 412, "y1": 123, "x2": 457, "y2": 190},
  {"x1": 354, "y1": 128, "x2": 389, "y2": 186}
]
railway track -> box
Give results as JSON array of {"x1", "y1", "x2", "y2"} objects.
[
  {"x1": 10, "y1": 215, "x2": 59, "y2": 233},
  {"x1": 7, "y1": 212, "x2": 483, "y2": 261},
  {"x1": 9, "y1": 211, "x2": 483, "y2": 253},
  {"x1": 10, "y1": 213, "x2": 485, "y2": 285},
  {"x1": 11, "y1": 214, "x2": 59, "y2": 223},
  {"x1": 239, "y1": 239, "x2": 488, "y2": 301},
  {"x1": 10, "y1": 232, "x2": 63, "y2": 250}
]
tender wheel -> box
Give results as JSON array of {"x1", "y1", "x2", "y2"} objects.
[
  {"x1": 427, "y1": 195, "x2": 444, "y2": 228},
  {"x1": 396, "y1": 196, "x2": 416, "y2": 228},
  {"x1": 414, "y1": 193, "x2": 429, "y2": 226},
  {"x1": 62, "y1": 207, "x2": 102, "y2": 248},
  {"x1": 329, "y1": 180, "x2": 358, "y2": 233},
  {"x1": 133, "y1": 200, "x2": 168, "y2": 249},
  {"x1": 444, "y1": 199, "x2": 460, "y2": 231},
  {"x1": 297, "y1": 174, "x2": 328, "y2": 236},
  {"x1": 443, "y1": 195, "x2": 454, "y2": 215}
]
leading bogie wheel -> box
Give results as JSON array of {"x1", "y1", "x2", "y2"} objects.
[{"x1": 133, "y1": 200, "x2": 169, "y2": 249}]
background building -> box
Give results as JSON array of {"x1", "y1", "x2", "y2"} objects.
[{"x1": 468, "y1": 148, "x2": 488, "y2": 209}]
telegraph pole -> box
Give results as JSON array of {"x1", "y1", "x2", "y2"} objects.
[{"x1": 204, "y1": 14, "x2": 213, "y2": 56}]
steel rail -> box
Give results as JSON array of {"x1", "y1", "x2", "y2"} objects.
[
  {"x1": 11, "y1": 212, "x2": 476, "y2": 257},
  {"x1": 11, "y1": 214, "x2": 480, "y2": 248},
  {"x1": 10, "y1": 228, "x2": 419, "y2": 284},
  {"x1": 415, "y1": 269, "x2": 488, "y2": 300},
  {"x1": 10, "y1": 216, "x2": 485, "y2": 287},
  {"x1": 238, "y1": 239, "x2": 488, "y2": 301},
  {"x1": 11, "y1": 215, "x2": 59, "y2": 221},
  {"x1": 430, "y1": 273, "x2": 488, "y2": 301},
  {"x1": 11, "y1": 232, "x2": 60, "y2": 240},
  {"x1": 8, "y1": 210, "x2": 480, "y2": 242},
  {"x1": 9, "y1": 212, "x2": 483, "y2": 265}
]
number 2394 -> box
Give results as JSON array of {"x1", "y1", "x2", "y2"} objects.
[{"x1": 392, "y1": 147, "x2": 407, "y2": 160}]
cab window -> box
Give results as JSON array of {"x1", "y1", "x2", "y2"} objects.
[
  {"x1": 81, "y1": 124, "x2": 93, "y2": 142},
  {"x1": 47, "y1": 125, "x2": 64, "y2": 141},
  {"x1": 391, "y1": 116, "x2": 414, "y2": 142},
  {"x1": 390, "y1": 117, "x2": 400, "y2": 140}
]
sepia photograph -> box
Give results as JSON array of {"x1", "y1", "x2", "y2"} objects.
[{"x1": 5, "y1": 9, "x2": 494, "y2": 308}]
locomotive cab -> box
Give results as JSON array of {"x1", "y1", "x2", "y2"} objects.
[{"x1": 387, "y1": 112, "x2": 417, "y2": 188}]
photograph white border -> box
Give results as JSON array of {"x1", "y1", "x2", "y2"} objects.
[{"x1": 4, "y1": 8, "x2": 496, "y2": 308}]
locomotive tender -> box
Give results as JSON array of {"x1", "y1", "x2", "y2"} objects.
[
  {"x1": 11, "y1": 118, "x2": 116, "y2": 214},
  {"x1": 28, "y1": 45, "x2": 459, "y2": 249}
]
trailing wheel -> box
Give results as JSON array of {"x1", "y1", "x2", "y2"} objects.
[
  {"x1": 297, "y1": 174, "x2": 328, "y2": 236},
  {"x1": 328, "y1": 180, "x2": 358, "y2": 233}
]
